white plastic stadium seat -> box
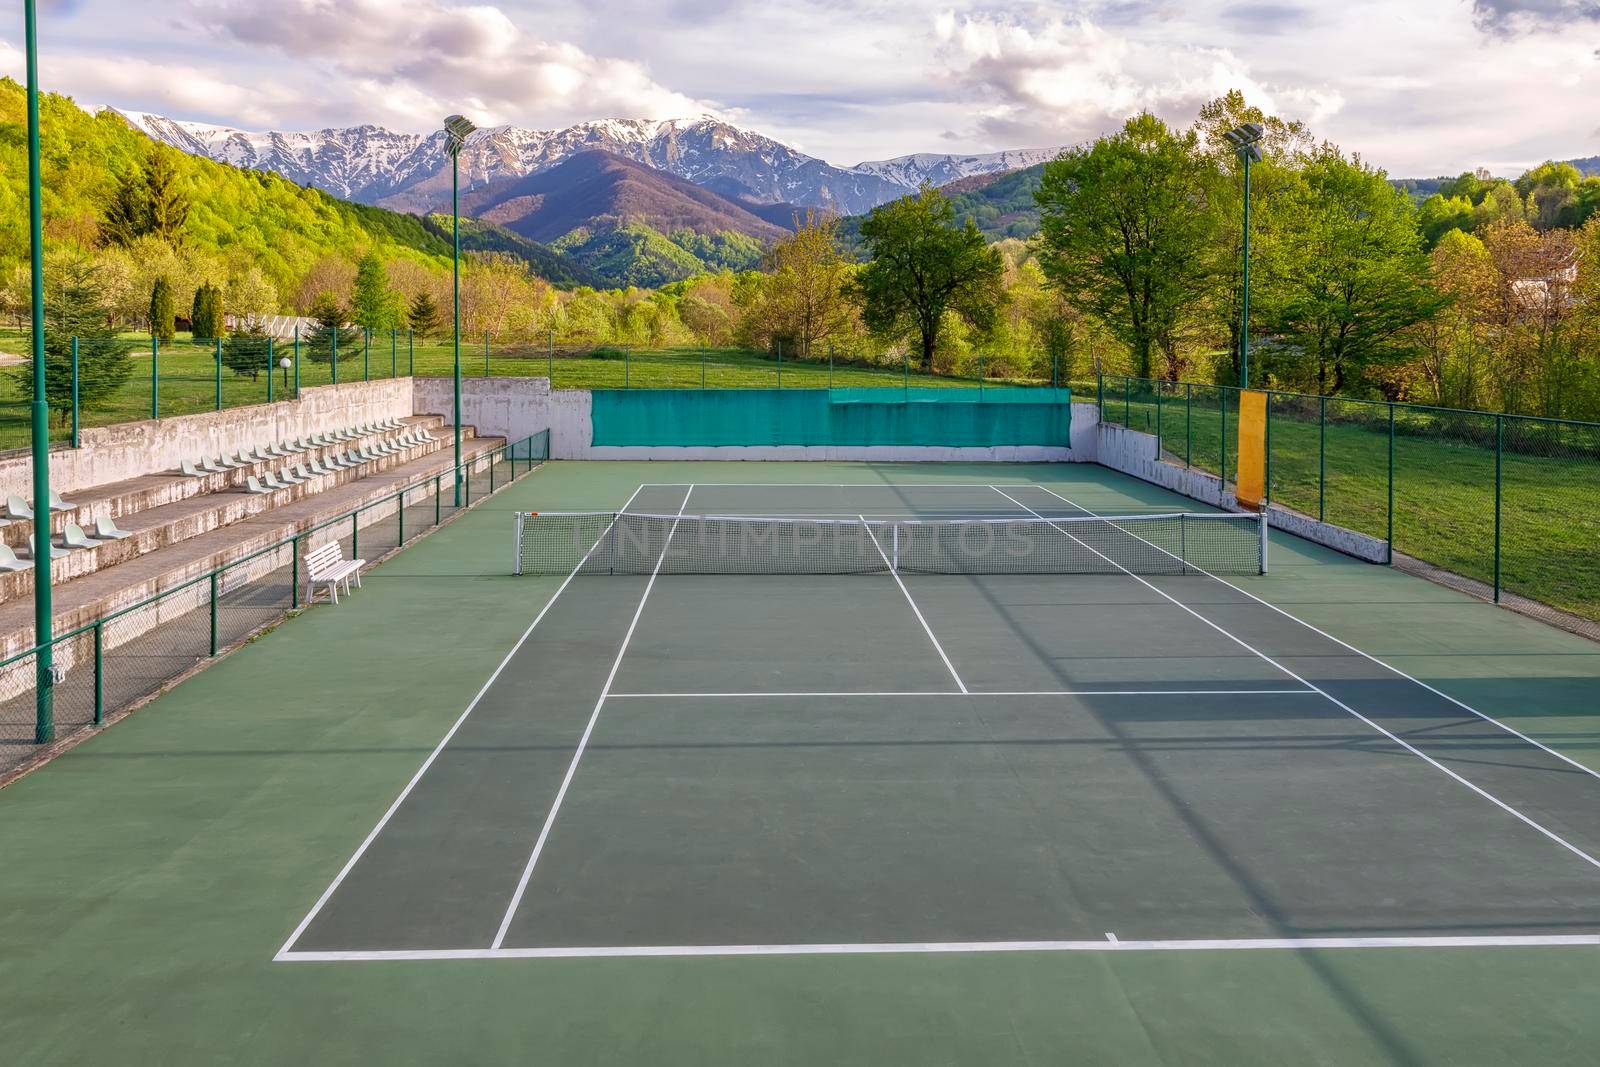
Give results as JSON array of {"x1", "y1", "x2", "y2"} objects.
[
  {"x1": 94, "y1": 515, "x2": 132, "y2": 540},
  {"x1": 6, "y1": 495, "x2": 32, "y2": 521},
  {"x1": 48, "y1": 490, "x2": 74, "y2": 512},
  {"x1": 60, "y1": 522, "x2": 102, "y2": 550},
  {"x1": 28, "y1": 534, "x2": 68, "y2": 560},
  {"x1": 0, "y1": 543, "x2": 32, "y2": 571},
  {"x1": 244, "y1": 477, "x2": 271, "y2": 495},
  {"x1": 181, "y1": 459, "x2": 206, "y2": 478}
]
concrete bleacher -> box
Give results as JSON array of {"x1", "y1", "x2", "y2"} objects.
[
  {"x1": 0, "y1": 377, "x2": 530, "y2": 664},
  {"x1": 0, "y1": 415, "x2": 466, "y2": 602}
]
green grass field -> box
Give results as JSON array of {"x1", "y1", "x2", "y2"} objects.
[{"x1": 1106, "y1": 386, "x2": 1600, "y2": 623}]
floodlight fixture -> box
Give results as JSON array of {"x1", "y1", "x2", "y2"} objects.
[{"x1": 444, "y1": 114, "x2": 476, "y2": 156}]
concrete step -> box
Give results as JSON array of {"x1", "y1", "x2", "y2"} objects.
[
  {"x1": 0, "y1": 431, "x2": 509, "y2": 658},
  {"x1": 0, "y1": 421, "x2": 481, "y2": 605}
]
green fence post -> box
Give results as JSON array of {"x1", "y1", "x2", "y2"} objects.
[
  {"x1": 548, "y1": 329, "x2": 554, "y2": 383},
  {"x1": 1052, "y1": 351, "x2": 1059, "y2": 391},
  {"x1": 151, "y1": 335, "x2": 159, "y2": 419},
  {"x1": 700, "y1": 346, "x2": 706, "y2": 388},
  {"x1": 903, "y1": 352, "x2": 909, "y2": 400},
  {"x1": 332, "y1": 329, "x2": 339, "y2": 384},
  {"x1": 70, "y1": 337, "x2": 79, "y2": 448},
  {"x1": 1493, "y1": 414, "x2": 1503, "y2": 603},
  {"x1": 1124, "y1": 377, "x2": 1131, "y2": 427},
  {"x1": 364, "y1": 327, "x2": 370, "y2": 381},
  {"x1": 93, "y1": 621, "x2": 103, "y2": 724},
  {"x1": 1184, "y1": 382, "x2": 1192, "y2": 468},
  {"x1": 489, "y1": 451, "x2": 496, "y2": 493},
  {"x1": 828, "y1": 342, "x2": 834, "y2": 389},
  {"x1": 1386, "y1": 402, "x2": 1395, "y2": 564},
  {"x1": 398, "y1": 486, "x2": 406, "y2": 544},
  {"x1": 266, "y1": 338, "x2": 274, "y2": 404},
  {"x1": 1220, "y1": 388, "x2": 1228, "y2": 487},
  {"x1": 408, "y1": 329, "x2": 415, "y2": 376},
  {"x1": 213, "y1": 337, "x2": 222, "y2": 411},
  {"x1": 625, "y1": 347, "x2": 631, "y2": 389},
  {"x1": 483, "y1": 330, "x2": 489, "y2": 376},
  {"x1": 209, "y1": 571, "x2": 218, "y2": 656},
  {"x1": 979, "y1": 353, "x2": 985, "y2": 400},
  {"x1": 1097, "y1": 369, "x2": 1104, "y2": 423},
  {"x1": 291, "y1": 536, "x2": 299, "y2": 609},
  {"x1": 352, "y1": 512, "x2": 359, "y2": 561},
  {"x1": 1156, "y1": 383, "x2": 1163, "y2": 454},
  {"x1": 776, "y1": 339, "x2": 782, "y2": 389},
  {"x1": 1318, "y1": 395, "x2": 1326, "y2": 522},
  {"x1": 293, "y1": 325, "x2": 300, "y2": 397},
  {"x1": 435, "y1": 473, "x2": 441, "y2": 524}
]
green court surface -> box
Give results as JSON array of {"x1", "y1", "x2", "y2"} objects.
[{"x1": 2, "y1": 461, "x2": 1599, "y2": 1065}]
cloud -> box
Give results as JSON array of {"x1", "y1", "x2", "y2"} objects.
[
  {"x1": 930, "y1": 10, "x2": 1342, "y2": 146},
  {"x1": 182, "y1": 0, "x2": 714, "y2": 129},
  {"x1": 0, "y1": 38, "x2": 20, "y2": 79},
  {"x1": 1472, "y1": 0, "x2": 1600, "y2": 35}
]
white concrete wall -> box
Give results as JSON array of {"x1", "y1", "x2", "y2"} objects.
[
  {"x1": 1095, "y1": 420, "x2": 1388, "y2": 563},
  {"x1": 2, "y1": 379, "x2": 414, "y2": 499}
]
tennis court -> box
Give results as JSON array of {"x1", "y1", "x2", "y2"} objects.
[{"x1": 276, "y1": 479, "x2": 1600, "y2": 962}]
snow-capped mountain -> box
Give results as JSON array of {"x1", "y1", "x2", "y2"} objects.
[
  {"x1": 109, "y1": 109, "x2": 1056, "y2": 217},
  {"x1": 848, "y1": 148, "x2": 1063, "y2": 189},
  {"x1": 113, "y1": 110, "x2": 915, "y2": 215}
]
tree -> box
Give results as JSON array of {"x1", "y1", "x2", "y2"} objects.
[
  {"x1": 191, "y1": 282, "x2": 225, "y2": 341},
  {"x1": 101, "y1": 166, "x2": 148, "y2": 248},
  {"x1": 1258, "y1": 150, "x2": 1447, "y2": 395},
  {"x1": 1035, "y1": 113, "x2": 1220, "y2": 380},
  {"x1": 301, "y1": 292, "x2": 358, "y2": 364},
  {"x1": 760, "y1": 211, "x2": 852, "y2": 358},
  {"x1": 848, "y1": 186, "x2": 1004, "y2": 369},
  {"x1": 143, "y1": 149, "x2": 191, "y2": 246},
  {"x1": 14, "y1": 251, "x2": 135, "y2": 425},
  {"x1": 408, "y1": 290, "x2": 441, "y2": 339},
  {"x1": 149, "y1": 276, "x2": 176, "y2": 342},
  {"x1": 220, "y1": 329, "x2": 273, "y2": 379},
  {"x1": 350, "y1": 251, "x2": 398, "y2": 330}
]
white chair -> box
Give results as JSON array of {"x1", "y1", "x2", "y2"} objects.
[
  {"x1": 6, "y1": 495, "x2": 31, "y2": 521},
  {"x1": 223, "y1": 452, "x2": 248, "y2": 468},
  {"x1": 244, "y1": 476, "x2": 271, "y2": 494},
  {"x1": 286, "y1": 438, "x2": 308, "y2": 452},
  {"x1": 304, "y1": 540, "x2": 365, "y2": 605},
  {"x1": 294, "y1": 463, "x2": 314, "y2": 481},
  {"x1": 201, "y1": 456, "x2": 227, "y2": 474},
  {"x1": 48, "y1": 490, "x2": 74, "y2": 512},
  {"x1": 29, "y1": 534, "x2": 67, "y2": 560},
  {"x1": 278, "y1": 468, "x2": 305, "y2": 485},
  {"x1": 180, "y1": 459, "x2": 206, "y2": 478},
  {"x1": 94, "y1": 515, "x2": 132, "y2": 540},
  {"x1": 60, "y1": 522, "x2": 102, "y2": 550},
  {"x1": 0, "y1": 543, "x2": 31, "y2": 571},
  {"x1": 266, "y1": 443, "x2": 287, "y2": 458},
  {"x1": 262, "y1": 472, "x2": 287, "y2": 489}
]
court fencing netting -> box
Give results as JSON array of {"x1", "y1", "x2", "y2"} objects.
[{"x1": 514, "y1": 509, "x2": 1266, "y2": 577}]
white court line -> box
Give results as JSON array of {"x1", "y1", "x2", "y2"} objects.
[
  {"x1": 606, "y1": 689, "x2": 1319, "y2": 699},
  {"x1": 990, "y1": 485, "x2": 1600, "y2": 875},
  {"x1": 1028, "y1": 483, "x2": 1600, "y2": 788},
  {"x1": 861, "y1": 515, "x2": 967, "y2": 694},
  {"x1": 273, "y1": 482, "x2": 648, "y2": 962},
  {"x1": 490, "y1": 483, "x2": 697, "y2": 950},
  {"x1": 277, "y1": 932, "x2": 1600, "y2": 962}
]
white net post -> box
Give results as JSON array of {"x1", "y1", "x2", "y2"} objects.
[
  {"x1": 1258, "y1": 507, "x2": 1269, "y2": 575},
  {"x1": 513, "y1": 512, "x2": 524, "y2": 575}
]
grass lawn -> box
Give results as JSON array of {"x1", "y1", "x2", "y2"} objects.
[{"x1": 1106, "y1": 383, "x2": 1600, "y2": 623}]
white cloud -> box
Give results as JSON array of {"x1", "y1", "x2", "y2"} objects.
[
  {"x1": 0, "y1": 37, "x2": 20, "y2": 79},
  {"x1": 182, "y1": 0, "x2": 714, "y2": 130}
]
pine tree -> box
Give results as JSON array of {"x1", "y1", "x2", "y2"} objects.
[
  {"x1": 191, "y1": 283, "x2": 227, "y2": 341},
  {"x1": 143, "y1": 149, "x2": 191, "y2": 246},
  {"x1": 14, "y1": 253, "x2": 135, "y2": 424},
  {"x1": 220, "y1": 328, "x2": 271, "y2": 379},
  {"x1": 408, "y1": 291, "x2": 440, "y2": 339},
  {"x1": 207, "y1": 284, "x2": 226, "y2": 340},
  {"x1": 150, "y1": 276, "x2": 176, "y2": 343},
  {"x1": 101, "y1": 168, "x2": 149, "y2": 248},
  {"x1": 350, "y1": 252, "x2": 396, "y2": 330},
  {"x1": 302, "y1": 292, "x2": 358, "y2": 364}
]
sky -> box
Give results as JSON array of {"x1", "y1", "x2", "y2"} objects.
[{"x1": 1, "y1": 0, "x2": 1598, "y2": 175}]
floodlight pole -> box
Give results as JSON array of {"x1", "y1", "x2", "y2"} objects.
[
  {"x1": 450, "y1": 144, "x2": 462, "y2": 505},
  {"x1": 25, "y1": 0, "x2": 54, "y2": 743},
  {"x1": 1239, "y1": 147, "x2": 1253, "y2": 390}
]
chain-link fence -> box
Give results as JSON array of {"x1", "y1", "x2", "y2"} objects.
[
  {"x1": 0, "y1": 430, "x2": 550, "y2": 779},
  {"x1": 1099, "y1": 375, "x2": 1600, "y2": 628}
]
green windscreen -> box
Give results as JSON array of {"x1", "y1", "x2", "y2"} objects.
[{"x1": 589, "y1": 388, "x2": 1073, "y2": 448}]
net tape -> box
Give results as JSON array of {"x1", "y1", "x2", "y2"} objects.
[{"x1": 515, "y1": 510, "x2": 1265, "y2": 576}]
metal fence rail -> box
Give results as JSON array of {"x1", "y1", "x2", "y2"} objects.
[
  {"x1": 1097, "y1": 375, "x2": 1600, "y2": 627},
  {"x1": 0, "y1": 430, "x2": 550, "y2": 778}
]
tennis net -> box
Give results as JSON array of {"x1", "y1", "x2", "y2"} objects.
[{"x1": 514, "y1": 510, "x2": 1266, "y2": 576}]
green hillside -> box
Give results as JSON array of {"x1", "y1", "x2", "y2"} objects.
[
  {"x1": 551, "y1": 223, "x2": 764, "y2": 287},
  {"x1": 839, "y1": 164, "x2": 1048, "y2": 253},
  {"x1": 421, "y1": 214, "x2": 605, "y2": 288}
]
